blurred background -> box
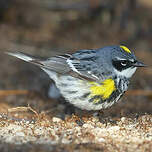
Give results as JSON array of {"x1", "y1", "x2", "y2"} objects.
[{"x1": 0, "y1": 0, "x2": 151, "y2": 115}]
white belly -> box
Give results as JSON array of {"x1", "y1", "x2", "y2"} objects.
[{"x1": 42, "y1": 68, "x2": 123, "y2": 110}]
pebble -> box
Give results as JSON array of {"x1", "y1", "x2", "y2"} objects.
[
  {"x1": 97, "y1": 137, "x2": 105, "y2": 142},
  {"x1": 16, "y1": 131, "x2": 25, "y2": 137},
  {"x1": 52, "y1": 117, "x2": 62, "y2": 123},
  {"x1": 121, "y1": 117, "x2": 126, "y2": 123},
  {"x1": 108, "y1": 126, "x2": 120, "y2": 131},
  {"x1": 83, "y1": 123, "x2": 94, "y2": 129}
]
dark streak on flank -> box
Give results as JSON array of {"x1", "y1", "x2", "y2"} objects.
[
  {"x1": 80, "y1": 92, "x2": 90, "y2": 99},
  {"x1": 89, "y1": 95, "x2": 101, "y2": 104},
  {"x1": 63, "y1": 90, "x2": 78, "y2": 94},
  {"x1": 60, "y1": 83, "x2": 68, "y2": 87},
  {"x1": 88, "y1": 89, "x2": 123, "y2": 105}
]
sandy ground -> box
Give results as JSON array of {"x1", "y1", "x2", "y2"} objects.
[
  {"x1": 0, "y1": 91, "x2": 151, "y2": 152},
  {"x1": 0, "y1": 107, "x2": 152, "y2": 152}
]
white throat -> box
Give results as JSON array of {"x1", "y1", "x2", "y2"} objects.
[{"x1": 115, "y1": 67, "x2": 137, "y2": 78}]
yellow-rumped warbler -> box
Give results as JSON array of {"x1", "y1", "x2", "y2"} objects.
[{"x1": 6, "y1": 45, "x2": 146, "y2": 110}]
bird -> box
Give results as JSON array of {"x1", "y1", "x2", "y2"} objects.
[{"x1": 6, "y1": 45, "x2": 146, "y2": 111}]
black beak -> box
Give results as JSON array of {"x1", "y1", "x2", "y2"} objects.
[{"x1": 132, "y1": 61, "x2": 147, "y2": 67}]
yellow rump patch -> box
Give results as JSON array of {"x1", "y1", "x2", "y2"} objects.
[
  {"x1": 120, "y1": 45, "x2": 131, "y2": 53},
  {"x1": 89, "y1": 79, "x2": 116, "y2": 100}
]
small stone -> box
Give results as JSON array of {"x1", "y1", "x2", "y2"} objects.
[
  {"x1": 61, "y1": 138, "x2": 71, "y2": 144},
  {"x1": 141, "y1": 115, "x2": 147, "y2": 122},
  {"x1": 121, "y1": 117, "x2": 126, "y2": 123},
  {"x1": 16, "y1": 131, "x2": 25, "y2": 137},
  {"x1": 52, "y1": 117, "x2": 62, "y2": 123},
  {"x1": 83, "y1": 123, "x2": 94, "y2": 129},
  {"x1": 34, "y1": 127, "x2": 44, "y2": 135},
  {"x1": 98, "y1": 137, "x2": 105, "y2": 142},
  {"x1": 108, "y1": 126, "x2": 120, "y2": 131}
]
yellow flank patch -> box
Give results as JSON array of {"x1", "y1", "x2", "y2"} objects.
[
  {"x1": 89, "y1": 79, "x2": 116, "y2": 100},
  {"x1": 120, "y1": 45, "x2": 131, "y2": 53}
]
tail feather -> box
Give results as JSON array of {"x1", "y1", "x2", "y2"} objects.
[
  {"x1": 6, "y1": 51, "x2": 71, "y2": 74},
  {"x1": 6, "y1": 51, "x2": 36, "y2": 62},
  {"x1": 6, "y1": 51, "x2": 46, "y2": 67}
]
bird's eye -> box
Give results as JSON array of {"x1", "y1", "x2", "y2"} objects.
[
  {"x1": 120, "y1": 60, "x2": 127, "y2": 66},
  {"x1": 112, "y1": 59, "x2": 131, "y2": 71}
]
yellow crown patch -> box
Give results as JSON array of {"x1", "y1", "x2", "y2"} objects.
[
  {"x1": 120, "y1": 45, "x2": 131, "y2": 53},
  {"x1": 89, "y1": 79, "x2": 116, "y2": 102}
]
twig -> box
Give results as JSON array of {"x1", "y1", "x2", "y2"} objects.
[
  {"x1": 0, "y1": 90, "x2": 29, "y2": 96},
  {"x1": 7, "y1": 104, "x2": 39, "y2": 119}
]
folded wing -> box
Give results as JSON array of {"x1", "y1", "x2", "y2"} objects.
[{"x1": 6, "y1": 50, "x2": 102, "y2": 81}]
